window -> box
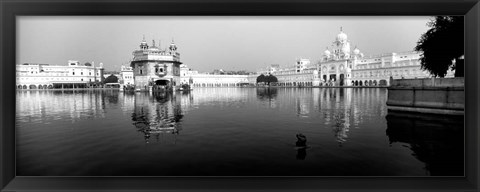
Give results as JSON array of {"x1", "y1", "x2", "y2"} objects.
[
  {"x1": 73, "y1": 72, "x2": 75, "y2": 75},
  {"x1": 140, "y1": 70, "x2": 143, "y2": 74},
  {"x1": 81, "y1": 72, "x2": 83, "y2": 75}
]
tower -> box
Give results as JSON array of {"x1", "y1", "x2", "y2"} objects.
[{"x1": 140, "y1": 35, "x2": 149, "y2": 50}]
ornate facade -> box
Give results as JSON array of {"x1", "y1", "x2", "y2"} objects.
[
  {"x1": 130, "y1": 37, "x2": 182, "y2": 91},
  {"x1": 319, "y1": 28, "x2": 454, "y2": 86}
]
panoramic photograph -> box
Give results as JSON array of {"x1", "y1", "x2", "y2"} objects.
[{"x1": 15, "y1": 16, "x2": 464, "y2": 176}]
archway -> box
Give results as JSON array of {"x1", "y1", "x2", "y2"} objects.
[
  {"x1": 17, "y1": 85, "x2": 22, "y2": 89},
  {"x1": 364, "y1": 80, "x2": 368, "y2": 86},
  {"x1": 355, "y1": 81, "x2": 358, "y2": 86},
  {"x1": 369, "y1": 80, "x2": 373, "y2": 86},
  {"x1": 155, "y1": 80, "x2": 169, "y2": 86},
  {"x1": 48, "y1": 85, "x2": 53, "y2": 89},
  {"x1": 359, "y1": 81, "x2": 363, "y2": 86},
  {"x1": 329, "y1": 74, "x2": 336, "y2": 81},
  {"x1": 373, "y1": 80, "x2": 377, "y2": 86},
  {"x1": 339, "y1": 74, "x2": 345, "y2": 86},
  {"x1": 23, "y1": 85, "x2": 27, "y2": 89},
  {"x1": 379, "y1": 79, "x2": 387, "y2": 86},
  {"x1": 29, "y1": 85, "x2": 37, "y2": 89}
]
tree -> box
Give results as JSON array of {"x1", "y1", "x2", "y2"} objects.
[
  {"x1": 104, "y1": 74, "x2": 119, "y2": 83},
  {"x1": 265, "y1": 75, "x2": 278, "y2": 85},
  {"x1": 415, "y1": 16, "x2": 464, "y2": 77},
  {"x1": 256, "y1": 74, "x2": 266, "y2": 84}
]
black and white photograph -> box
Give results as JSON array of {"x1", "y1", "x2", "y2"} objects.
[{"x1": 15, "y1": 16, "x2": 464, "y2": 176}]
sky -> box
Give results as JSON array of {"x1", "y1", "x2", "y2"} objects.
[{"x1": 17, "y1": 16, "x2": 432, "y2": 72}]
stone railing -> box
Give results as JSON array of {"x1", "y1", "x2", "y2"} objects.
[{"x1": 386, "y1": 77, "x2": 464, "y2": 115}]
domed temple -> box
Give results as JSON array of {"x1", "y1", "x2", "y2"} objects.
[{"x1": 130, "y1": 36, "x2": 182, "y2": 91}]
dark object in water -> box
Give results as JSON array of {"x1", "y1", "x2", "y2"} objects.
[
  {"x1": 295, "y1": 133, "x2": 308, "y2": 160},
  {"x1": 296, "y1": 133, "x2": 307, "y2": 146}
]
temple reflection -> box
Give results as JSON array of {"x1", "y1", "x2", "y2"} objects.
[
  {"x1": 386, "y1": 111, "x2": 464, "y2": 176},
  {"x1": 131, "y1": 92, "x2": 186, "y2": 144}
]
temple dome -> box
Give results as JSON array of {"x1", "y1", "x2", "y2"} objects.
[
  {"x1": 336, "y1": 31, "x2": 348, "y2": 42},
  {"x1": 353, "y1": 47, "x2": 360, "y2": 55},
  {"x1": 324, "y1": 49, "x2": 331, "y2": 56}
]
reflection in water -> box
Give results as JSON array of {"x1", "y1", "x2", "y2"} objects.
[
  {"x1": 256, "y1": 87, "x2": 278, "y2": 100},
  {"x1": 131, "y1": 92, "x2": 185, "y2": 144},
  {"x1": 332, "y1": 112, "x2": 350, "y2": 146},
  {"x1": 386, "y1": 111, "x2": 464, "y2": 176},
  {"x1": 15, "y1": 90, "x2": 116, "y2": 124},
  {"x1": 256, "y1": 88, "x2": 278, "y2": 109},
  {"x1": 16, "y1": 88, "x2": 464, "y2": 176}
]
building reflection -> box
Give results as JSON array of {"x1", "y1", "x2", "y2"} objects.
[
  {"x1": 332, "y1": 112, "x2": 350, "y2": 146},
  {"x1": 16, "y1": 90, "x2": 108, "y2": 124},
  {"x1": 131, "y1": 92, "x2": 188, "y2": 144},
  {"x1": 385, "y1": 111, "x2": 464, "y2": 176}
]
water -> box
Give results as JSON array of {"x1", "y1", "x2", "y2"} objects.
[{"x1": 16, "y1": 88, "x2": 464, "y2": 176}]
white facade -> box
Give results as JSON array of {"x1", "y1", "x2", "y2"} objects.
[
  {"x1": 120, "y1": 65, "x2": 134, "y2": 86},
  {"x1": 255, "y1": 28, "x2": 454, "y2": 87},
  {"x1": 179, "y1": 64, "x2": 253, "y2": 87},
  {"x1": 319, "y1": 28, "x2": 454, "y2": 86},
  {"x1": 16, "y1": 60, "x2": 104, "y2": 89},
  {"x1": 258, "y1": 59, "x2": 321, "y2": 86}
]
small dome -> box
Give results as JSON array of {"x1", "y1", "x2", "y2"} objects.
[
  {"x1": 324, "y1": 49, "x2": 331, "y2": 56},
  {"x1": 353, "y1": 47, "x2": 360, "y2": 55},
  {"x1": 336, "y1": 31, "x2": 348, "y2": 42}
]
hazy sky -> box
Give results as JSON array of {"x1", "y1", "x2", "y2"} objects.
[{"x1": 17, "y1": 16, "x2": 431, "y2": 72}]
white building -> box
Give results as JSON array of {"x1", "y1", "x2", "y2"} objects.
[
  {"x1": 255, "y1": 28, "x2": 454, "y2": 87},
  {"x1": 120, "y1": 65, "x2": 134, "y2": 86},
  {"x1": 16, "y1": 60, "x2": 105, "y2": 89},
  {"x1": 258, "y1": 59, "x2": 321, "y2": 86},
  {"x1": 319, "y1": 28, "x2": 454, "y2": 86},
  {"x1": 179, "y1": 64, "x2": 253, "y2": 87}
]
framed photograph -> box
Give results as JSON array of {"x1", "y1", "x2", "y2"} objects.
[{"x1": 1, "y1": 0, "x2": 479, "y2": 191}]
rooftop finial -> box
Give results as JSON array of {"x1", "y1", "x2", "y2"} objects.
[
  {"x1": 142, "y1": 35, "x2": 145, "y2": 41},
  {"x1": 172, "y1": 37, "x2": 175, "y2": 43},
  {"x1": 340, "y1": 26, "x2": 343, "y2": 32}
]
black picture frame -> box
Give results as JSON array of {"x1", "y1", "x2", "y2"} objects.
[{"x1": 1, "y1": 0, "x2": 479, "y2": 191}]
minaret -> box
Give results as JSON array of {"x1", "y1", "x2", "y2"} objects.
[
  {"x1": 169, "y1": 38, "x2": 177, "y2": 52},
  {"x1": 140, "y1": 35, "x2": 149, "y2": 50}
]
